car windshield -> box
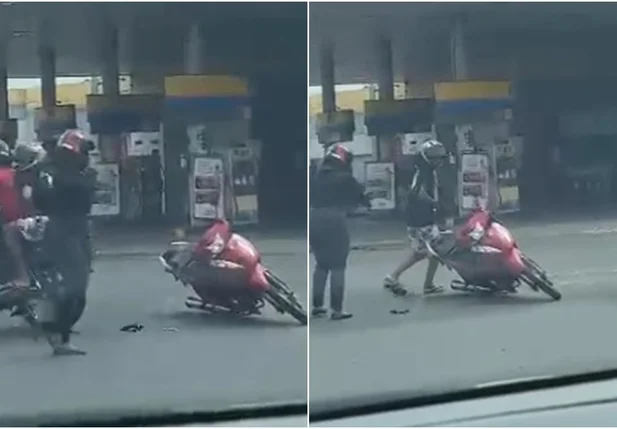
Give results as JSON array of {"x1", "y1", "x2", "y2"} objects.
[
  {"x1": 0, "y1": 1, "x2": 307, "y2": 424},
  {"x1": 309, "y1": 0, "x2": 617, "y2": 413}
]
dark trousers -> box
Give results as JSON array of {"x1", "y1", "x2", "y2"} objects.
[
  {"x1": 309, "y1": 208, "x2": 350, "y2": 312},
  {"x1": 44, "y1": 216, "x2": 90, "y2": 341}
]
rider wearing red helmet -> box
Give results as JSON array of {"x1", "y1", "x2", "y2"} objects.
[
  {"x1": 34, "y1": 129, "x2": 94, "y2": 215},
  {"x1": 310, "y1": 143, "x2": 368, "y2": 320},
  {"x1": 30, "y1": 129, "x2": 95, "y2": 355}
]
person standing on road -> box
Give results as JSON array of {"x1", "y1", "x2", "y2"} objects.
[
  {"x1": 29, "y1": 130, "x2": 96, "y2": 355},
  {"x1": 310, "y1": 144, "x2": 368, "y2": 320},
  {"x1": 383, "y1": 140, "x2": 449, "y2": 296}
]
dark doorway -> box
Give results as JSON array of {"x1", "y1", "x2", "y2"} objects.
[{"x1": 251, "y1": 72, "x2": 307, "y2": 228}]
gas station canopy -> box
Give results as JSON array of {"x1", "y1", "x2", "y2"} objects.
[
  {"x1": 3, "y1": 2, "x2": 306, "y2": 78},
  {"x1": 309, "y1": 2, "x2": 617, "y2": 85}
]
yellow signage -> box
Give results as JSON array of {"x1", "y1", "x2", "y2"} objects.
[
  {"x1": 164, "y1": 75, "x2": 248, "y2": 98},
  {"x1": 434, "y1": 81, "x2": 511, "y2": 102}
]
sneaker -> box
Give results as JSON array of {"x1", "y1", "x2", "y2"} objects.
[
  {"x1": 331, "y1": 311, "x2": 353, "y2": 321},
  {"x1": 311, "y1": 307, "x2": 328, "y2": 318},
  {"x1": 52, "y1": 342, "x2": 87, "y2": 356},
  {"x1": 423, "y1": 284, "x2": 445, "y2": 295},
  {"x1": 384, "y1": 276, "x2": 408, "y2": 296}
]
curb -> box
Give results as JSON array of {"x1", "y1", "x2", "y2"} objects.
[
  {"x1": 95, "y1": 249, "x2": 307, "y2": 258},
  {"x1": 96, "y1": 243, "x2": 400, "y2": 258},
  {"x1": 95, "y1": 250, "x2": 160, "y2": 258},
  {"x1": 347, "y1": 221, "x2": 617, "y2": 252},
  {"x1": 351, "y1": 240, "x2": 406, "y2": 251}
]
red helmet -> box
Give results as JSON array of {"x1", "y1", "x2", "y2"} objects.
[
  {"x1": 56, "y1": 129, "x2": 94, "y2": 170},
  {"x1": 57, "y1": 129, "x2": 89, "y2": 155},
  {"x1": 324, "y1": 143, "x2": 353, "y2": 168}
]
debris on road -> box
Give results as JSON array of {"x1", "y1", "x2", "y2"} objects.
[
  {"x1": 390, "y1": 309, "x2": 410, "y2": 315},
  {"x1": 120, "y1": 323, "x2": 144, "y2": 333}
]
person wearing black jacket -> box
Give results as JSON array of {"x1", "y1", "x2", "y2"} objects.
[
  {"x1": 29, "y1": 130, "x2": 95, "y2": 355},
  {"x1": 310, "y1": 144, "x2": 368, "y2": 320},
  {"x1": 383, "y1": 140, "x2": 449, "y2": 296}
]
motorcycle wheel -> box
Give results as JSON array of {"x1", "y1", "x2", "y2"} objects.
[
  {"x1": 264, "y1": 270, "x2": 307, "y2": 325},
  {"x1": 522, "y1": 256, "x2": 561, "y2": 301}
]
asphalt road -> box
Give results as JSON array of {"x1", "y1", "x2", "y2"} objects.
[
  {"x1": 0, "y1": 251, "x2": 307, "y2": 423},
  {"x1": 310, "y1": 220, "x2": 617, "y2": 406}
]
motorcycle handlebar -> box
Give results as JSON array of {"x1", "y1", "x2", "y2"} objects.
[{"x1": 487, "y1": 212, "x2": 500, "y2": 227}]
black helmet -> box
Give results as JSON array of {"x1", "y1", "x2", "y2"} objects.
[
  {"x1": 419, "y1": 139, "x2": 447, "y2": 168},
  {"x1": 324, "y1": 143, "x2": 353, "y2": 170},
  {"x1": 0, "y1": 140, "x2": 12, "y2": 167}
]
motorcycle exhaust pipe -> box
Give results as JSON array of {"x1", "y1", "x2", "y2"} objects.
[{"x1": 185, "y1": 296, "x2": 205, "y2": 310}]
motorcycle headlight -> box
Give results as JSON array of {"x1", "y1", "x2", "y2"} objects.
[{"x1": 468, "y1": 224, "x2": 485, "y2": 242}]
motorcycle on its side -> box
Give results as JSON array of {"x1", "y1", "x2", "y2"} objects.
[
  {"x1": 426, "y1": 208, "x2": 561, "y2": 300},
  {"x1": 160, "y1": 219, "x2": 307, "y2": 325}
]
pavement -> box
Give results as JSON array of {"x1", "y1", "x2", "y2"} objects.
[
  {"x1": 14, "y1": 212, "x2": 617, "y2": 420},
  {"x1": 92, "y1": 210, "x2": 617, "y2": 258},
  {"x1": 0, "y1": 246, "x2": 307, "y2": 423},
  {"x1": 93, "y1": 227, "x2": 307, "y2": 258},
  {"x1": 347, "y1": 209, "x2": 617, "y2": 250},
  {"x1": 310, "y1": 214, "x2": 617, "y2": 407}
]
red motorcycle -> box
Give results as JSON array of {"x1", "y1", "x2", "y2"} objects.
[
  {"x1": 426, "y1": 208, "x2": 561, "y2": 300},
  {"x1": 159, "y1": 219, "x2": 307, "y2": 325}
]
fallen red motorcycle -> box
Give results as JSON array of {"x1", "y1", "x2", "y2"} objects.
[
  {"x1": 426, "y1": 208, "x2": 561, "y2": 300},
  {"x1": 159, "y1": 219, "x2": 307, "y2": 325}
]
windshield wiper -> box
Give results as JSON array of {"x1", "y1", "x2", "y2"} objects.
[{"x1": 0, "y1": 400, "x2": 307, "y2": 427}]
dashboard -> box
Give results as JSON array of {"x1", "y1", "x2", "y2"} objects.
[
  {"x1": 0, "y1": 404, "x2": 307, "y2": 427},
  {"x1": 203, "y1": 415, "x2": 307, "y2": 427},
  {"x1": 311, "y1": 376, "x2": 617, "y2": 426}
]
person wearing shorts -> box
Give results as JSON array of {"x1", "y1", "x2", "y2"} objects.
[
  {"x1": 384, "y1": 140, "x2": 449, "y2": 296},
  {"x1": 407, "y1": 224, "x2": 441, "y2": 257}
]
